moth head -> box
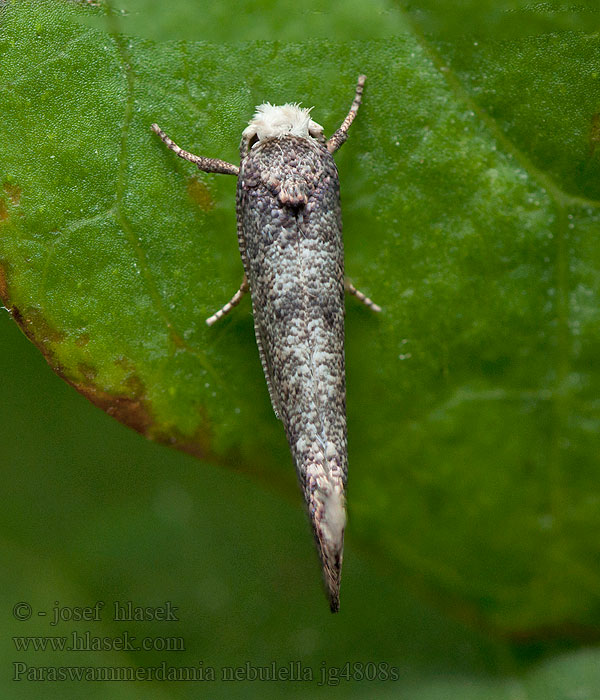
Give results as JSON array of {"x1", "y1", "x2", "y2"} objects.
[{"x1": 242, "y1": 103, "x2": 325, "y2": 148}]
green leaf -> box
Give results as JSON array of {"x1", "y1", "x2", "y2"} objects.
[
  {"x1": 1, "y1": 0, "x2": 600, "y2": 648},
  {"x1": 79, "y1": 0, "x2": 410, "y2": 41}
]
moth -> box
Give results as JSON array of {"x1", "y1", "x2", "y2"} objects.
[{"x1": 151, "y1": 75, "x2": 379, "y2": 612}]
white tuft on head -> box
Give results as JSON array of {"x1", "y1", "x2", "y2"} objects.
[{"x1": 243, "y1": 103, "x2": 324, "y2": 142}]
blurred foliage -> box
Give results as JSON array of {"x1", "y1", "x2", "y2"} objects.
[
  {"x1": 1, "y1": 0, "x2": 600, "y2": 696},
  {"x1": 78, "y1": 0, "x2": 410, "y2": 41}
]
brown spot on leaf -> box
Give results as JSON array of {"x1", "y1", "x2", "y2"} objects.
[
  {"x1": 0, "y1": 199, "x2": 8, "y2": 222},
  {"x1": 75, "y1": 333, "x2": 90, "y2": 347},
  {"x1": 589, "y1": 112, "x2": 600, "y2": 157},
  {"x1": 12, "y1": 306, "x2": 32, "y2": 339},
  {"x1": 53, "y1": 354, "x2": 154, "y2": 439},
  {"x1": 115, "y1": 356, "x2": 145, "y2": 396},
  {"x1": 77, "y1": 363, "x2": 97, "y2": 382},
  {"x1": 187, "y1": 178, "x2": 214, "y2": 211},
  {"x1": 11, "y1": 306, "x2": 64, "y2": 370},
  {"x1": 124, "y1": 372, "x2": 145, "y2": 397},
  {"x1": 26, "y1": 307, "x2": 66, "y2": 345},
  {"x1": 74, "y1": 383, "x2": 154, "y2": 435},
  {"x1": 9, "y1": 304, "x2": 66, "y2": 376},
  {"x1": 115, "y1": 355, "x2": 135, "y2": 371},
  {"x1": 11, "y1": 304, "x2": 23, "y2": 323},
  {"x1": 3, "y1": 182, "x2": 21, "y2": 205}
]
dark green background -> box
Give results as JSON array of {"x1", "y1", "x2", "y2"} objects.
[{"x1": 1, "y1": 0, "x2": 600, "y2": 696}]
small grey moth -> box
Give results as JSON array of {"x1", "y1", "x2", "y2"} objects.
[{"x1": 151, "y1": 75, "x2": 379, "y2": 612}]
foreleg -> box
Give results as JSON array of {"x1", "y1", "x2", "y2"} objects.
[{"x1": 151, "y1": 124, "x2": 239, "y2": 176}]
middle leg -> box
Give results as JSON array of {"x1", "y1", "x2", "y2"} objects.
[
  {"x1": 345, "y1": 279, "x2": 381, "y2": 313},
  {"x1": 206, "y1": 275, "x2": 249, "y2": 326}
]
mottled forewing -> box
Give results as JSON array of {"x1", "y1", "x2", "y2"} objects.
[{"x1": 236, "y1": 136, "x2": 348, "y2": 491}]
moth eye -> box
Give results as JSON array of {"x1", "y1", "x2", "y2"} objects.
[{"x1": 248, "y1": 134, "x2": 259, "y2": 149}]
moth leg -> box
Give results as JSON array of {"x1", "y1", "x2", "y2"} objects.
[
  {"x1": 345, "y1": 280, "x2": 381, "y2": 313},
  {"x1": 205, "y1": 275, "x2": 249, "y2": 326},
  {"x1": 327, "y1": 74, "x2": 367, "y2": 154},
  {"x1": 151, "y1": 124, "x2": 240, "y2": 176}
]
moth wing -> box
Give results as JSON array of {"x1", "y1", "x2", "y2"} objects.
[
  {"x1": 251, "y1": 302, "x2": 284, "y2": 420},
  {"x1": 236, "y1": 177, "x2": 287, "y2": 421}
]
